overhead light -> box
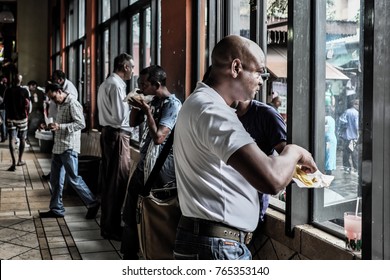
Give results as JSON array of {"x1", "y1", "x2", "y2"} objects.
[{"x1": 0, "y1": 6, "x2": 14, "y2": 24}]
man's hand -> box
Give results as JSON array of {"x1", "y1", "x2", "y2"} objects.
[
  {"x1": 48, "y1": 122, "x2": 60, "y2": 131},
  {"x1": 294, "y1": 145, "x2": 317, "y2": 174},
  {"x1": 129, "y1": 97, "x2": 150, "y2": 113}
]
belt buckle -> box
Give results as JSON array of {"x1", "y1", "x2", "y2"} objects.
[{"x1": 244, "y1": 232, "x2": 253, "y2": 244}]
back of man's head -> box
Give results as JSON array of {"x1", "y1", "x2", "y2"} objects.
[
  {"x1": 27, "y1": 80, "x2": 38, "y2": 87},
  {"x1": 16, "y1": 74, "x2": 23, "y2": 85},
  {"x1": 52, "y1": 70, "x2": 66, "y2": 83},
  {"x1": 45, "y1": 82, "x2": 63, "y2": 94}
]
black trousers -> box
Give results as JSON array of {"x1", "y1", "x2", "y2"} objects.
[{"x1": 121, "y1": 167, "x2": 144, "y2": 258}]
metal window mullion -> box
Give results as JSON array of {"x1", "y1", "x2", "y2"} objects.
[
  {"x1": 285, "y1": 0, "x2": 312, "y2": 236},
  {"x1": 362, "y1": 0, "x2": 390, "y2": 260}
]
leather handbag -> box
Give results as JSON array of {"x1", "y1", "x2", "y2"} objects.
[
  {"x1": 137, "y1": 183, "x2": 181, "y2": 260},
  {"x1": 136, "y1": 128, "x2": 181, "y2": 260}
]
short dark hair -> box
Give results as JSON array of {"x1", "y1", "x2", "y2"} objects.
[
  {"x1": 349, "y1": 98, "x2": 359, "y2": 108},
  {"x1": 45, "y1": 83, "x2": 63, "y2": 94},
  {"x1": 52, "y1": 70, "x2": 66, "y2": 81},
  {"x1": 113, "y1": 53, "x2": 132, "y2": 72},
  {"x1": 27, "y1": 80, "x2": 38, "y2": 86},
  {"x1": 140, "y1": 65, "x2": 167, "y2": 87}
]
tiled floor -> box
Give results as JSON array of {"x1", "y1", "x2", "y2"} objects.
[{"x1": 0, "y1": 137, "x2": 122, "y2": 260}]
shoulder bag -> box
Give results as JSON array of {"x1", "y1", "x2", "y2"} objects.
[{"x1": 136, "y1": 127, "x2": 181, "y2": 260}]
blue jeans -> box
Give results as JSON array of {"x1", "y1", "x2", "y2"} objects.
[
  {"x1": 49, "y1": 150, "x2": 97, "y2": 216},
  {"x1": 173, "y1": 228, "x2": 252, "y2": 260}
]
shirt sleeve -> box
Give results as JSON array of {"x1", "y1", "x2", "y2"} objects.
[
  {"x1": 61, "y1": 99, "x2": 85, "y2": 132},
  {"x1": 159, "y1": 97, "x2": 182, "y2": 130}
]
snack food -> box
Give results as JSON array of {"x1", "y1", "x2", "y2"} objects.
[
  {"x1": 293, "y1": 165, "x2": 318, "y2": 187},
  {"x1": 131, "y1": 94, "x2": 145, "y2": 102},
  {"x1": 125, "y1": 89, "x2": 153, "y2": 104}
]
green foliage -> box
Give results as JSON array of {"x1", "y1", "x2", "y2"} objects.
[
  {"x1": 267, "y1": 0, "x2": 336, "y2": 19},
  {"x1": 267, "y1": 0, "x2": 288, "y2": 18}
]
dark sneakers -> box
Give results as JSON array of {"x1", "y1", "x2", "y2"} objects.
[
  {"x1": 41, "y1": 173, "x2": 50, "y2": 180},
  {"x1": 39, "y1": 210, "x2": 64, "y2": 218},
  {"x1": 86, "y1": 203, "x2": 100, "y2": 219},
  {"x1": 7, "y1": 165, "x2": 16, "y2": 172}
]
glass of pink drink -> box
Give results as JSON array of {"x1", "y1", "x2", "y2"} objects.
[{"x1": 344, "y1": 212, "x2": 362, "y2": 252}]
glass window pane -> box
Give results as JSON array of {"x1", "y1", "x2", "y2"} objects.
[
  {"x1": 68, "y1": 47, "x2": 76, "y2": 89},
  {"x1": 102, "y1": 0, "x2": 111, "y2": 22},
  {"x1": 314, "y1": 0, "x2": 362, "y2": 236},
  {"x1": 79, "y1": 0, "x2": 85, "y2": 38},
  {"x1": 55, "y1": 29, "x2": 60, "y2": 53},
  {"x1": 131, "y1": 14, "x2": 140, "y2": 80},
  {"x1": 145, "y1": 7, "x2": 151, "y2": 66},
  {"x1": 240, "y1": 0, "x2": 250, "y2": 38},
  {"x1": 78, "y1": 45, "x2": 84, "y2": 103},
  {"x1": 67, "y1": 0, "x2": 74, "y2": 44},
  {"x1": 158, "y1": 0, "x2": 162, "y2": 65},
  {"x1": 130, "y1": 14, "x2": 140, "y2": 143},
  {"x1": 103, "y1": 29, "x2": 110, "y2": 79},
  {"x1": 266, "y1": 0, "x2": 288, "y2": 206}
]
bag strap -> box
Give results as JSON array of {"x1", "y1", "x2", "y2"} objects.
[{"x1": 143, "y1": 126, "x2": 175, "y2": 194}]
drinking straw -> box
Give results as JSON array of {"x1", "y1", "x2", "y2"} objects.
[{"x1": 355, "y1": 197, "x2": 360, "y2": 216}]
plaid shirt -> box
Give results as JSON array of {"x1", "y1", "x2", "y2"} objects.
[{"x1": 52, "y1": 95, "x2": 85, "y2": 154}]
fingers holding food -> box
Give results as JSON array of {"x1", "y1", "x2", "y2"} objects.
[{"x1": 293, "y1": 165, "x2": 318, "y2": 187}]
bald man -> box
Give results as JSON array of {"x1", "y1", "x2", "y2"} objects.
[{"x1": 173, "y1": 35, "x2": 317, "y2": 260}]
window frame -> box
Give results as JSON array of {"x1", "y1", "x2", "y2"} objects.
[{"x1": 361, "y1": 0, "x2": 390, "y2": 260}]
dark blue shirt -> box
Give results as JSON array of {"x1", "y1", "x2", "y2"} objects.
[
  {"x1": 239, "y1": 100, "x2": 287, "y2": 156},
  {"x1": 238, "y1": 100, "x2": 287, "y2": 222}
]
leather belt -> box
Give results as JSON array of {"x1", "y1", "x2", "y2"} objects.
[
  {"x1": 103, "y1": 126, "x2": 131, "y2": 136},
  {"x1": 178, "y1": 216, "x2": 253, "y2": 245}
]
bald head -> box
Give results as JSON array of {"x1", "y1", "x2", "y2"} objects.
[
  {"x1": 206, "y1": 35, "x2": 266, "y2": 105},
  {"x1": 16, "y1": 74, "x2": 23, "y2": 85},
  {"x1": 211, "y1": 35, "x2": 265, "y2": 72}
]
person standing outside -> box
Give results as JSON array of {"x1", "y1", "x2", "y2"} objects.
[
  {"x1": 173, "y1": 35, "x2": 317, "y2": 260},
  {"x1": 325, "y1": 106, "x2": 337, "y2": 175},
  {"x1": 267, "y1": 91, "x2": 282, "y2": 111},
  {"x1": 121, "y1": 65, "x2": 182, "y2": 259},
  {"x1": 97, "y1": 53, "x2": 134, "y2": 241},
  {"x1": 39, "y1": 83, "x2": 99, "y2": 219},
  {"x1": 339, "y1": 98, "x2": 359, "y2": 174},
  {"x1": 3, "y1": 74, "x2": 30, "y2": 171}
]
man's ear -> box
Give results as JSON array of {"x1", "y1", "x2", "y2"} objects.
[
  {"x1": 231, "y1": 59, "x2": 242, "y2": 78},
  {"x1": 153, "y1": 81, "x2": 161, "y2": 89}
]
